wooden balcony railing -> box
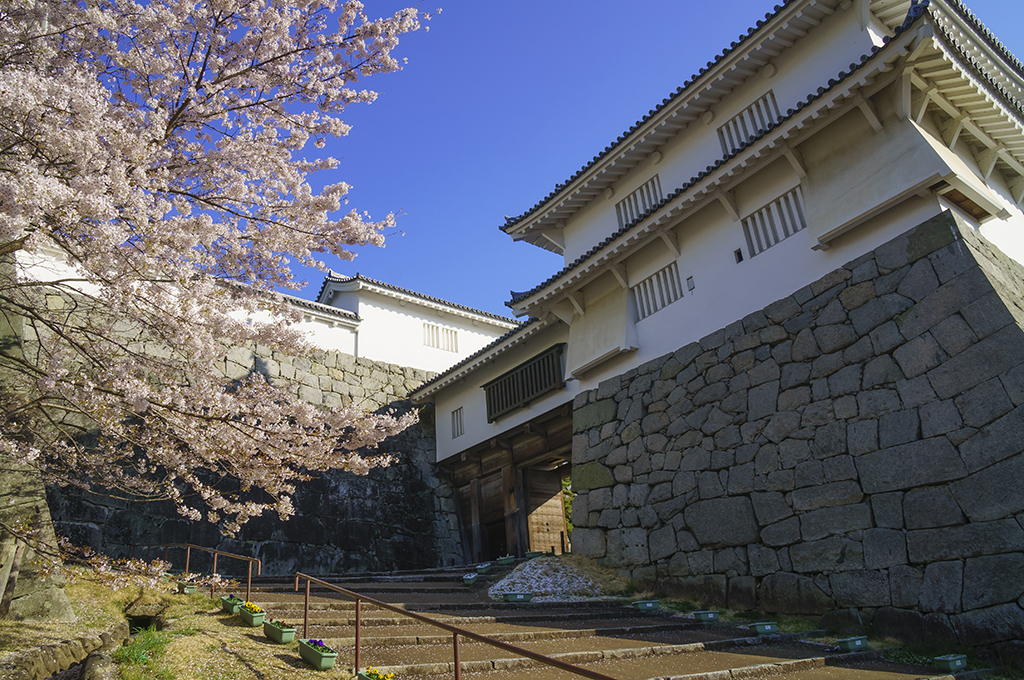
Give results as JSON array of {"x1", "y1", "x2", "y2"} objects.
[{"x1": 482, "y1": 344, "x2": 565, "y2": 422}]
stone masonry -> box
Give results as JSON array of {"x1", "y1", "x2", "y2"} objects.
[
  {"x1": 570, "y1": 211, "x2": 1024, "y2": 654},
  {"x1": 49, "y1": 348, "x2": 463, "y2": 576}
]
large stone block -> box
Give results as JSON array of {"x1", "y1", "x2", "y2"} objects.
[
  {"x1": 573, "y1": 400, "x2": 618, "y2": 433},
  {"x1": 855, "y1": 438, "x2": 967, "y2": 493},
  {"x1": 663, "y1": 574, "x2": 727, "y2": 606},
  {"x1": 728, "y1": 576, "x2": 757, "y2": 611},
  {"x1": 928, "y1": 324, "x2": 1024, "y2": 400},
  {"x1": 648, "y1": 524, "x2": 677, "y2": 562},
  {"x1": 605, "y1": 527, "x2": 649, "y2": 568},
  {"x1": 951, "y1": 603, "x2": 1024, "y2": 645},
  {"x1": 946, "y1": 450, "x2": 1024, "y2": 520},
  {"x1": 890, "y1": 565, "x2": 924, "y2": 608},
  {"x1": 873, "y1": 607, "x2": 925, "y2": 642},
  {"x1": 799, "y1": 503, "x2": 872, "y2": 541},
  {"x1": 863, "y1": 528, "x2": 907, "y2": 569},
  {"x1": 684, "y1": 497, "x2": 759, "y2": 547},
  {"x1": 920, "y1": 561, "x2": 963, "y2": 613},
  {"x1": 569, "y1": 528, "x2": 606, "y2": 558},
  {"x1": 573, "y1": 461, "x2": 615, "y2": 491},
  {"x1": 791, "y1": 481, "x2": 863, "y2": 512},
  {"x1": 903, "y1": 486, "x2": 966, "y2": 529},
  {"x1": 907, "y1": 519, "x2": 1024, "y2": 563},
  {"x1": 962, "y1": 553, "x2": 1024, "y2": 610},
  {"x1": 758, "y1": 572, "x2": 834, "y2": 614},
  {"x1": 790, "y1": 537, "x2": 863, "y2": 573},
  {"x1": 830, "y1": 569, "x2": 890, "y2": 607},
  {"x1": 958, "y1": 410, "x2": 1024, "y2": 475}
]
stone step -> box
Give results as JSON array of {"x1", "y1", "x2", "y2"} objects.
[
  {"x1": 312, "y1": 623, "x2": 737, "y2": 649},
  {"x1": 341, "y1": 642, "x2": 931, "y2": 680}
]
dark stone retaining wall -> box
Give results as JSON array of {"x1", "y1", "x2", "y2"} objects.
[
  {"x1": 570, "y1": 211, "x2": 1024, "y2": 653},
  {"x1": 48, "y1": 351, "x2": 463, "y2": 576}
]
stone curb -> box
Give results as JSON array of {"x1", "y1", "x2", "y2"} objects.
[{"x1": 2, "y1": 620, "x2": 129, "y2": 680}]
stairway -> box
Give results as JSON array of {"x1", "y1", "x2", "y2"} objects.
[{"x1": 244, "y1": 563, "x2": 947, "y2": 680}]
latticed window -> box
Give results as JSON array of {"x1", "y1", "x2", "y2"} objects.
[
  {"x1": 718, "y1": 91, "x2": 781, "y2": 154},
  {"x1": 483, "y1": 344, "x2": 565, "y2": 422},
  {"x1": 615, "y1": 175, "x2": 663, "y2": 228},
  {"x1": 424, "y1": 322, "x2": 458, "y2": 352},
  {"x1": 741, "y1": 186, "x2": 808, "y2": 257},
  {"x1": 451, "y1": 407, "x2": 464, "y2": 439},
  {"x1": 632, "y1": 261, "x2": 684, "y2": 321}
]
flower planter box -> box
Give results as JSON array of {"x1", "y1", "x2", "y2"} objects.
[
  {"x1": 495, "y1": 556, "x2": 515, "y2": 566},
  {"x1": 463, "y1": 574, "x2": 479, "y2": 586},
  {"x1": 525, "y1": 551, "x2": 544, "y2": 559},
  {"x1": 503, "y1": 592, "x2": 533, "y2": 602},
  {"x1": 220, "y1": 596, "x2": 243, "y2": 614},
  {"x1": 837, "y1": 636, "x2": 868, "y2": 652},
  {"x1": 239, "y1": 608, "x2": 265, "y2": 626},
  {"x1": 476, "y1": 563, "x2": 491, "y2": 574},
  {"x1": 263, "y1": 621, "x2": 297, "y2": 644},
  {"x1": 693, "y1": 610, "x2": 719, "y2": 622},
  {"x1": 751, "y1": 621, "x2": 777, "y2": 635},
  {"x1": 298, "y1": 639, "x2": 338, "y2": 671},
  {"x1": 177, "y1": 584, "x2": 196, "y2": 595},
  {"x1": 632, "y1": 600, "x2": 659, "y2": 610},
  {"x1": 934, "y1": 654, "x2": 968, "y2": 673}
]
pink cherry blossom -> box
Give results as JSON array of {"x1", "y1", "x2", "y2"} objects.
[{"x1": 0, "y1": 0, "x2": 428, "y2": 533}]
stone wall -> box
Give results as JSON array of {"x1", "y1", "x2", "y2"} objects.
[
  {"x1": 570, "y1": 212, "x2": 1024, "y2": 654},
  {"x1": 48, "y1": 349, "x2": 463, "y2": 576}
]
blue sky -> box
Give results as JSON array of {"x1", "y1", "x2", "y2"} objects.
[{"x1": 290, "y1": 0, "x2": 1024, "y2": 318}]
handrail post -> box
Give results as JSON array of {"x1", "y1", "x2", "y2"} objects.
[
  {"x1": 303, "y1": 579, "x2": 310, "y2": 639},
  {"x1": 212, "y1": 552, "x2": 218, "y2": 577},
  {"x1": 185, "y1": 545, "x2": 191, "y2": 574},
  {"x1": 453, "y1": 633, "x2": 461, "y2": 680},
  {"x1": 355, "y1": 599, "x2": 362, "y2": 673},
  {"x1": 246, "y1": 562, "x2": 253, "y2": 602}
]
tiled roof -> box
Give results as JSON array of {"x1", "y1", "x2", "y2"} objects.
[
  {"x1": 283, "y1": 292, "x2": 360, "y2": 321},
  {"x1": 409, "y1": 318, "x2": 542, "y2": 400},
  {"x1": 499, "y1": 0, "x2": 805, "y2": 234},
  {"x1": 499, "y1": 0, "x2": 1023, "y2": 237},
  {"x1": 316, "y1": 273, "x2": 520, "y2": 325},
  {"x1": 507, "y1": 2, "x2": 1024, "y2": 308},
  {"x1": 942, "y1": 0, "x2": 1024, "y2": 81}
]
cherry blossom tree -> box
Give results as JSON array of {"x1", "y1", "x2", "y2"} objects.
[{"x1": 0, "y1": 0, "x2": 429, "y2": 533}]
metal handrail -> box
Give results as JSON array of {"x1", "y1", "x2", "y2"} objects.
[
  {"x1": 293, "y1": 572, "x2": 619, "y2": 680},
  {"x1": 141, "y1": 543, "x2": 262, "y2": 601}
]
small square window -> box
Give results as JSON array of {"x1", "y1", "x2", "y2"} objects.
[
  {"x1": 734, "y1": 249, "x2": 744, "y2": 263},
  {"x1": 687, "y1": 276, "x2": 695, "y2": 291}
]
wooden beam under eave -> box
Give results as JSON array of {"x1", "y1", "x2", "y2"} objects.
[
  {"x1": 540, "y1": 228, "x2": 564, "y2": 250},
  {"x1": 914, "y1": 86, "x2": 937, "y2": 125},
  {"x1": 978, "y1": 145, "x2": 1003, "y2": 181},
  {"x1": 610, "y1": 263, "x2": 628, "y2": 289},
  {"x1": 567, "y1": 291, "x2": 585, "y2": 316},
  {"x1": 782, "y1": 145, "x2": 807, "y2": 178},
  {"x1": 941, "y1": 114, "x2": 967, "y2": 148},
  {"x1": 856, "y1": 96, "x2": 883, "y2": 132},
  {"x1": 1010, "y1": 177, "x2": 1024, "y2": 205},
  {"x1": 660, "y1": 232, "x2": 680, "y2": 258},
  {"x1": 716, "y1": 190, "x2": 740, "y2": 221}
]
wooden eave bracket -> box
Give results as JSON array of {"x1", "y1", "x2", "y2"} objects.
[
  {"x1": 978, "y1": 145, "x2": 1004, "y2": 181},
  {"x1": 715, "y1": 190, "x2": 740, "y2": 221},
  {"x1": 914, "y1": 86, "x2": 938, "y2": 125},
  {"x1": 941, "y1": 113, "x2": 967, "y2": 148},
  {"x1": 1010, "y1": 177, "x2": 1024, "y2": 206},
  {"x1": 659, "y1": 232, "x2": 680, "y2": 258},
  {"x1": 782, "y1": 145, "x2": 807, "y2": 178},
  {"x1": 540, "y1": 228, "x2": 565, "y2": 251},
  {"x1": 610, "y1": 263, "x2": 628, "y2": 289},
  {"x1": 567, "y1": 291, "x2": 585, "y2": 316},
  {"x1": 851, "y1": 94, "x2": 883, "y2": 131}
]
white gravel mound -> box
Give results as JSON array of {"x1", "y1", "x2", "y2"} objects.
[{"x1": 487, "y1": 557, "x2": 610, "y2": 602}]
